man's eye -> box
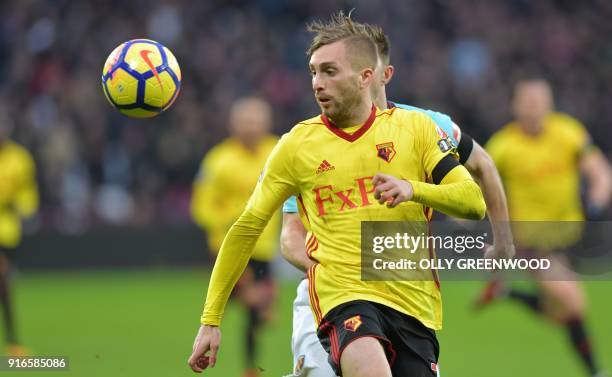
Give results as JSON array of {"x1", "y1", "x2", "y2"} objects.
[{"x1": 325, "y1": 69, "x2": 335, "y2": 75}]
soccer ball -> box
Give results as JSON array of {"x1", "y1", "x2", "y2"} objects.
[{"x1": 101, "y1": 39, "x2": 181, "y2": 118}]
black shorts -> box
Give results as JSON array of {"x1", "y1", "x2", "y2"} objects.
[
  {"x1": 0, "y1": 246, "x2": 17, "y2": 261},
  {"x1": 247, "y1": 259, "x2": 271, "y2": 282},
  {"x1": 231, "y1": 259, "x2": 274, "y2": 300},
  {"x1": 317, "y1": 300, "x2": 439, "y2": 377}
]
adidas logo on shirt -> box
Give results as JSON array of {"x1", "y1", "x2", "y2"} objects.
[{"x1": 316, "y1": 160, "x2": 335, "y2": 174}]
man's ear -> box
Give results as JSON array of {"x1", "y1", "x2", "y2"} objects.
[
  {"x1": 360, "y1": 68, "x2": 375, "y2": 89},
  {"x1": 383, "y1": 65, "x2": 395, "y2": 85}
]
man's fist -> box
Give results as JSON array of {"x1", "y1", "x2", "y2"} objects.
[
  {"x1": 188, "y1": 325, "x2": 221, "y2": 373},
  {"x1": 373, "y1": 173, "x2": 414, "y2": 208},
  {"x1": 196, "y1": 355, "x2": 210, "y2": 370}
]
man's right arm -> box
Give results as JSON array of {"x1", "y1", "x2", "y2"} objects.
[
  {"x1": 201, "y1": 134, "x2": 297, "y2": 326},
  {"x1": 189, "y1": 134, "x2": 297, "y2": 372},
  {"x1": 459, "y1": 133, "x2": 515, "y2": 259}
]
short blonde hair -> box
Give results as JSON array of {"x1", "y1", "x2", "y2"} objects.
[
  {"x1": 306, "y1": 11, "x2": 377, "y2": 71},
  {"x1": 362, "y1": 23, "x2": 390, "y2": 65}
]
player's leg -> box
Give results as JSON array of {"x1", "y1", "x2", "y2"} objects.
[
  {"x1": 502, "y1": 252, "x2": 581, "y2": 321},
  {"x1": 475, "y1": 249, "x2": 544, "y2": 313},
  {"x1": 237, "y1": 259, "x2": 277, "y2": 376},
  {"x1": 245, "y1": 306, "x2": 260, "y2": 373},
  {"x1": 474, "y1": 279, "x2": 512, "y2": 309},
  {"x1": 317, "y1": 301, "x2": 393, "y2": 377},
  {"x1": 537, "y1": 279, "x2": 602, "y2": 376},
  {"x1": 537, "y1": 280, "x2": 585, "y2": 323},
  {"x1": 475, "y1": 279, "x2": 547, "y2": 315},
  {"x1": 506, "y1": 286, "x2": 542, "y2": 312},
  {"x1": 235, "y1": 262, "x2": 260, "y2": 376},
  {"x1": 528, "y1": 254, "x2": 601, "y2": 377},
  {"x1": 286, "y1": 278, "x2": 336, "y2": 377},
  {"x1": 378, "y1": 302, "x2": 440, "y2": 377},
  {"x1": 478, "y1": 253, "x2": 603, "y2": 376},
  {"x1": 532, "y1": 253, "x2": 584, "y2": 320},
  {"x1": 0, "y1": 251, "x2": 18, "y2": 347},
  {"x1": 340, "y1": 337, "x2": 391, "y2": 377}
]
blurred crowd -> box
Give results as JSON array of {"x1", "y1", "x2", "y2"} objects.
[{"x1": 1, "y1": 0, "x2": 611, "y2": 232}]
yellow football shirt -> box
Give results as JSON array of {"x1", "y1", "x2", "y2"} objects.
[
  {"x1": 190, "y1": 135, "x2": 280, "y2": 261},
  {"x1": 486, "y1": 112, "x2": 589, "y2": 248},
  {"x1": 0, "y1": 141, "x2": 39, "y2": 248},
  {"x1": 201, "y1": 106, "x2": 485, "y2": 330}
]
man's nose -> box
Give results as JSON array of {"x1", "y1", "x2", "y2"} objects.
[{"x1": 312, "y1": 74, "x2": 324, "y2": 92}]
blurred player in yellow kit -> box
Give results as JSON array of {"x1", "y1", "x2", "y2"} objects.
[
  {"x1": 476, "y1": 79, "x2": 612, "y2": 377},
  {"x1": 0, "y1": 117, "x2": 39, "y2": 355},
  {"x1": 190, "y1": 97, "x2": 280, "y2": 377},
  {"x1": 188, "y1": 14, "x2": 486, "y2": 376}
]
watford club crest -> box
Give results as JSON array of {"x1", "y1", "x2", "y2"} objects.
[
  {"x1": 343, "y1": 315, "x2": 363, "y2": 332},
  {"x1": 376, "y1": 142, "x2": 396, "y2": 163}
]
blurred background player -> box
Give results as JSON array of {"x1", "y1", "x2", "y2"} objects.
[
  {"x1": 190, "y1": 96, "x2": 280, "y2": 377},
  {"x1": 0, "y1": 115, "x2": 39, "y2": 355},
  {"x1": 476, "y1": 78, "x2": 612, "y2": 377},
  {"x1": 281, "y1": 14, "x2": 513, "y2": 377}
]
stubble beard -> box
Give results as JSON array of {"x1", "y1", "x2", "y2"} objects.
[{"x1": 324, "y1": 82, "x2": 363, "y2": 127}]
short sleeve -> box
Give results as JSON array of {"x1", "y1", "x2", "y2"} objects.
[
  {"x1": 562, "y1": 115, "x2": 591, "y2": 157},
  {"x1": 418, "y1": 113, "x2": 458, "y2": 177},
  {"x1": 423, "y1": 110, "x2": 458, "y2": 146},
  {"x1": 282, "y1": 196, "x2": 299, "y2": 213},
  {"x1": 485, "y1": 131, "x2": 507, "y2": 176}
]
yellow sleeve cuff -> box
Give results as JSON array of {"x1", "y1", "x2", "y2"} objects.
[{"x1": 409, "y1": 166, "x2": 486, "y2": 220}]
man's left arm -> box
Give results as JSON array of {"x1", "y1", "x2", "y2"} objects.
[
  {"x1": 14, "y1": 151, "x2": 39, "y2": 219},
  {"x1": 373, "y1": 114, "x2": 486, "y2": 220},
  {"x1": 580, "y1": 146, "x2": 612, "y2": 218},
  {"x1": 412, "y1": 115, "x2": 486, "y2": 220}
]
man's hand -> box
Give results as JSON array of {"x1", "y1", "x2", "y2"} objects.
[
  {"x1": 188, "y1": 325, "x2": 221, "y2": 373},
  {"x1": 483, "y1": 242, "x2": 515, "y2": 261},
  {"x1": 373, "y1": 173, "x2": 414, "y2": 208}
]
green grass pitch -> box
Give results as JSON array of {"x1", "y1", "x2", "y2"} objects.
[{"x1": 12, "y1": 269, "x2": 611, "y2": 376}]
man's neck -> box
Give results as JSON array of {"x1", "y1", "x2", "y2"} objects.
[
  {"x1": 333, "y1": 101, "x2": 373, "y2": 129},
  {"x1": 518, "y1": 119, "x2": 545, "y2": 137},
  {"x1": 374, "y1": 92, "x2": 389, "y2": 110},
  {"x1": 236, "y1": 138, "x2": 261, "y2": 153}
]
